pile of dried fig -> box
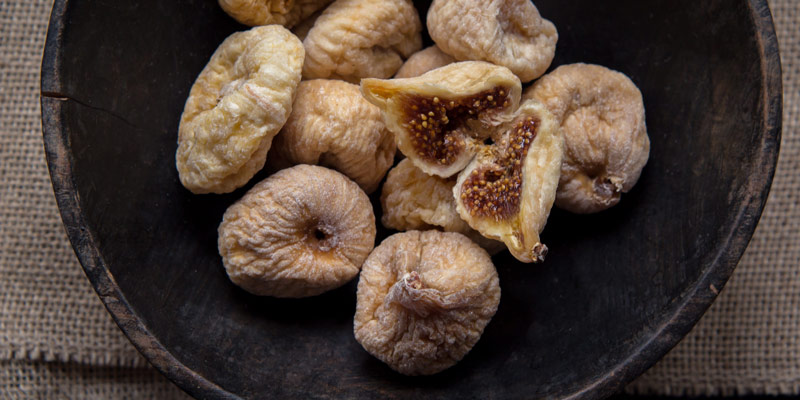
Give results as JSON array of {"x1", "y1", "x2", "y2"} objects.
[{"x1": 172, "y1": 0, "x2": 650, "y2": 377}]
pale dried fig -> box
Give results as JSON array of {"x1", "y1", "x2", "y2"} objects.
[
  {"x1": 218, "y1": 0, "x2": 333, "y2": 28},
  {"x1": 362, "y1": 62, "x2": 563, "y2": 262},
  {"x1": 427, "y1": 0, "x2": 557, "y2": 82},
  {"x1": 454, "y1": 100, "x2": 563, "y2": 263},
  {"x1": 361, "y1": 61, "x2": 522, "y2": 178},
  {"x1": 382, "y1": 159, "x2": 505, "y2": 254},
  {"x1": 524, "y1": 63, "x2": 650, "y2": 214},
  {"x1": 218, "y1": 165, "x2": 376, "y2": 298},
  {"x1": 268, "y1": 80, "x2": 395, "y2": 194},
  {"x1": 354, "y1": 230, "x2": 500, "y2": 375},
  {"x1": 302, "y1": 0, "x2": 422, "y2": 82},
  {"x1": 394, "y1": 45, "x2": 456, "y2": 79},
  {"x1": 176, "y1": 25, "x2": 304, "y2": 194}
]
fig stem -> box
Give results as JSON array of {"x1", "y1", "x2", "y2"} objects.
[{"x1": 386, "y1": 271, "x2": 474, "y2": 317}]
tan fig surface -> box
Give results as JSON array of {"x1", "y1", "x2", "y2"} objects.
[
  {"x1": 269, "y1": 79, "x2": 395, "y2": 194},
  {"x1": 427, "y1": 0, "x2": 557, "y2": 82},
  {"x1": 218, "y1": 0, "x2": 333, "y2": 28},
  {"x1": 354, "y1": 231, "x2": 500, "y2": 375},
  {"x1": 525, "y1": 63, "x2": 650, "y2": 214},
  {"x1": 302, "y1": 0, "x2": 422, "y2": 82},
  {"x1": 218, "y1": 165, "x2": 376, "y2": 298}
]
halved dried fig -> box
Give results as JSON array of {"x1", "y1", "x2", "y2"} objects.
[
  {"x1": 524, "y1": 63, "x2": 650, "y2": 214},
  {"x1": 354, "y1": 230, "x2": 500, "y2": 375},
  {"x1": 176, "y1": 25, "x2": 304, "y2": 194},
  {"x1": 302, "y1": 0, "x2": 422, "y2": 82},
  {"x1": 382, "y1": 159, "x2": 505, "y2": 254},
  {"x1": 218, "y1": 165, "x2": 376, "y2": 298},
  {"x1": 454, "y1": 100, "x2": 563, "y2": 263},
  {"x1": 394, "y1": 45, "x2": 456, "y2": 79},
  {"x1": 268, "y1": 79, "x2": 395, "y2": 194},
  {"x1": 363, "y1": 61, "x2": 562, "y2": 262},
  {"x1": 218, "y1": 0, "x2": 333, "y2": 28},
  {"x1": 427, "y1": 0, "x2": 557, "y2": 82},
  {"x1": 361, "y1": 61, "x2": 522, "y2": 178}
]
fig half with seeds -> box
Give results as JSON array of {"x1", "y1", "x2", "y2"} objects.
[
  {"x1": 454, "y1": 100, "x2": 563, "y2": 263},
  {"x1": 361, "y1": 61, "x2": 521, "y2": 178}
]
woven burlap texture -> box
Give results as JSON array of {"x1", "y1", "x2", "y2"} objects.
[
  {"x1": 0, "y1": 360, "x2": 187, "y2": 399},
  {"x1": 0, "y1": 0, "x2": 146, "y2": 368},
  {"x1": 0, "y1": 0, "x2": 797, "y2": 398}
]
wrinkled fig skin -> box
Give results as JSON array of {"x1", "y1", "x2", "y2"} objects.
[
  {"x1": 218, "y1": 0, "x2": 333, "y2": 28},
  {"x1": 218, "y1": 165, "x2": 376, "y2": 298},
  {"x1": 361, "y1": 61, "x2": 522, "y2": 178},
  {"x1": 268, "y1": 80, "x2": 396, "y2": 194},
  {"x1": 354, "y1": 231, "x2": 500, "y2": 375},
  {"x1": 381, "y1": 159, "x2": 506, "y2": 254},
  {"x1": 176, "y1": 25, "x2": 304, "y2": 194},
  {"x1": 524, "y1": 63, "x2": 650, "y2": 214},
  {"x1": 427, "y1": 0, "x2": 557, "y2": 82},
  {"x1": 302, "y1": 0, "x2": 423, "y2": 83},
  {"x1": 454, "y1": 100, "x2": 563, "y2": 263},
  {"x1": 394, "y1": 45, "x2": 456, "y2": 79}
]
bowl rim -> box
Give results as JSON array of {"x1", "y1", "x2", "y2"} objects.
[{"x1": 39, "y1": 0, "x2": 782, "y2": 398}]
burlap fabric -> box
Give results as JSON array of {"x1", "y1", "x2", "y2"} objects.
[{"x1": 0, "y1": 0, "x2": 796, "y2": 397}]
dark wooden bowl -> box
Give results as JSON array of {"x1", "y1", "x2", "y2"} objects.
[{"x1": 41, "y1": 0, "x2": 781, "y2": 399}]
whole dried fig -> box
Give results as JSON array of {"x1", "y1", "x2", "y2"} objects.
[
  {"x1": 218, "y1": 165, "x2": 376, "y2": 298},
  {"x1": 268, "y1": 79, "x2": 395, "y2": 194},
  {"x1": 427, "y1": 0, "x2": 557, "y2": 82},
  {"x1": 176, "y1": 25, "x2": 304, "y2": 194},
  {"x1": 394, "y1": 45, "x2": 456, "y2": 79},
  {"x1": 524, "y1": 63, "x2": 650, "y2": 214},
  {"x1": 382, "y1": 159, "x2": 505, "y2": 254},
  {"x1": 354, "y1": 230, "x2": 500, "y2": 375},
  {"x1": 302, "y1": 0, "x2": 422, "y2": 82},
  {"x1": 218, "y1": 0, "x2": 333, "y2": 28},
  {"x1": 362, "y1": 61, "x2": 563, "y2": 263}
]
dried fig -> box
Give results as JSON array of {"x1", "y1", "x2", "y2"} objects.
[
  {"x1": 354, "y1": 230, "x2": 500, "y2": 375},
  {"x1": 218, "y1": 0, "x2": 333, "y2": 28},
  {"x1": 302, "y1": 0, "x2": 422, "y2": 82},
  {"x1": 394, "y1": 45, "x2": 456, "y2": 79},
  {"x1": 361, "y1": 61, "x2": 522, "y2": 178},
  {"x1": 268, "y1": 80, "x2": 395, "y2": 194},
  {"x1": 218, "y1": 165, "x2": 376, "y2": 298},
  {"x1": 176, "y1": 25, "x2": 304, "y2": 194},
  {"x1": 524, "y1": 63, "x2": 650, "y2": 214},
  {"x1": 454, "y1": 100, "x2": 563, "y2": 263},
  {"x1": 382, "y1": 159, "x2": 505, "y2": 254},
  {"x1": 362, "y1": 62, "x2": 563, "y2": 263},
  {"x1": 427, "y1": 0, "x2": 557, "y2": 82}
]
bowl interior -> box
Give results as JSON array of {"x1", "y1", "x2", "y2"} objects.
[{"x1": 41, "y1": 0, "x2": 780, "y2": 398}]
